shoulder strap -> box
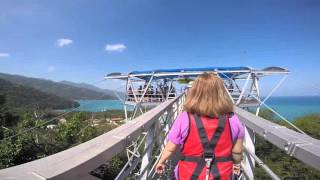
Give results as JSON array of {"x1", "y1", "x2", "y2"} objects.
[
  {"x1": 209, "y1": 114, "x2": 229, "y2": 180},
  {"x1": 193, "y1": 113, "x2": 210, "y2": 152},
  {"x1": 208, "y1": 114, "x2": 227, "y2": 151}
]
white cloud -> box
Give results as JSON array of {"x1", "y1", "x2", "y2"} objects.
[
  {"x1": 0, "y1": 53, "x2": 10, "y2": 57},
  {"x1": 56, "y1": 38, "x2": 73, "y2": 47},
  {"x1": 105, "y1": 43, "x2": 126, "y2": 52},
  {"x1": 48, "y1": 66, "x2": 55, "y2": 72}
]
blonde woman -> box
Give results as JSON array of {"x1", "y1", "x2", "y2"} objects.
[{"x1": 156, "y1": 72, "x2": 244, "y2": 180}]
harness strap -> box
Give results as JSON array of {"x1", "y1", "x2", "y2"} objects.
[
  {"x1": 181, "y1": 155, "x2": 233, "y2": 162},
  {"x1": 189, "y1": 113, "x2": 229, "y2": 180},
  {"x1": 209, "y1": 114, "x2": 227, "y2": 151},
  {"x1": 212, "y1": 164, "x2": 220, "y2": 180}
]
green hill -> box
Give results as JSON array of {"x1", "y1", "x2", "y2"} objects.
[
  {"x1": 0, "y1": 73, "x2": 116, "y2": 100},
  {"x1": 0, "y1": 78, "x2": 79, "y2": 109}
]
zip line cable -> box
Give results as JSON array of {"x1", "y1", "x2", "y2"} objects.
[
  {"x1": 249, "y1": 93, "x2": 307, "y2": 135},
  {"x1": 219, "y1": 72, "x2": 307, "y2": 135}
]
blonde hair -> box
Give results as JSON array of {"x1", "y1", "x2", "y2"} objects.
[{"x1": 184, "y1": 72, "x2": 233, "y2": 117}]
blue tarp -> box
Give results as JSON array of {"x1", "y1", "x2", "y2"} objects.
[
  {"x1": 129, "y1": 66, "x2": 251, "y2": 80},
  {"x1": 129, "y1": 66, "x2": 250, "y2": 75}
]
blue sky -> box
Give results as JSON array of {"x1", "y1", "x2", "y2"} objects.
[{"x1": 0, "y1": 0, "x2": 320, "y2": 96}]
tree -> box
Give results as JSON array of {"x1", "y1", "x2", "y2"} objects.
[
  {"x1": 57, "y1": 112, "x2": 95, "y2": 145},
  {"x1": 0, "y1": 130, "x2": 39, "y2": 168},
  {"x1": 80, "y1": 126, "x2": 97, "y2": 143}
]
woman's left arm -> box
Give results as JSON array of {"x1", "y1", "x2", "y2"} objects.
[{"x1": 232, "y1": 139, "x2": 243, "y2": 164}]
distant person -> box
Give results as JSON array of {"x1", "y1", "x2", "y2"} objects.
[
  {"x1": 228, "y1": 79, "x2": 234, "y2": 93},
  {"x1": 143, "y1": 84, "x2": 147, "y2": 101},
  {"x1": 169, "y1": 87, "x2": 176, "y2": 98},
  {"x1": 156, "y1": 72, "x2": 244, "y2": 180},
  {"x1": 150, "y1": 86, "x2": 155, "y2": 101},
  {"x1": 164, "y1": 85, "x2": 168, "y2": 99},
  {"x1": 128, "y1": 86, "x2": 133, "y2": 101},
  {"x1": 138, "y1": 85, "x2": 143, "y2": 99},
  {"x1": 155, "y1": 88, "x2": 161, "y2": 101},
  {"x1": 147, "y1": 86, "x2": 152, "y2": 102}
]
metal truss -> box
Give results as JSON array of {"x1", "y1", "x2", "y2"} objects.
[{"x1": 114, "y1": 95, "x2": 184, "y2": 180}]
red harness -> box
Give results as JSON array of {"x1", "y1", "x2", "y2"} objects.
[{"x1": 178, "y1": 113, "x2": 233, "y2": 180}]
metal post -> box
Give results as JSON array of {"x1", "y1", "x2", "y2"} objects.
[
  {"x1": 124, "y1": 105, "x2": 128, "y2": 121},
  {"x1": 129, "y1": 79, "x2": 138, "y2": 102},
  {"x1": 244, "y1": 147, "x2": 281, "y2": 180},
  {"x1": 166, "y1": 79, "x2": 174, "y2": 100},
  {"x1": 138, "y1": 75, "x2": 154, "y2": 103},
  {"x1": 236, "y1": 73, "x2": 251, "y2": 105},
  {"x1": 242, "y1": 127, "x2": 255, "y2": 180},
  {"x1": 253, "y1": 75, "x2": 261, "y2": 116},
  {"x1": 224, "y1": 82, "x2": 235, "y2": 104},
  {"x1": 140, "y1": 124, "x2": 155, "y2": 179},
  {"x1": 131, "y1": 105, "x2": 138, "y2": 120},
  {"x1": 124, "y1": 78, "x2": 129, "y2": 102}
]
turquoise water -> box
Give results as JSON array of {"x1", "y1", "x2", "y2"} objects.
[
  {"x1": 75, "y1": 100, "x2": 125, "y2": 112},
  {"x1": 263, "y1": 96, "x2": 320, "y2": 121},
  {"x1": 75, "y1": 96, "x2": 320, "y2": 121}
]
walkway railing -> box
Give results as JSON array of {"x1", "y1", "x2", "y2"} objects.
[
  {"x1": 236, "y1": 106, "x2": 320, "y2": 179},
  {"x1": 0, "y1": 94, "x2": 319, "y2": 180}
]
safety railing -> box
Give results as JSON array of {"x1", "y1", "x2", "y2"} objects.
[
  {"x1": 236, "y1": 106, "x2": 320, "y2": 179},
  {"x1": 115, "y1": 94, "x2": 184, "y2": 180}
]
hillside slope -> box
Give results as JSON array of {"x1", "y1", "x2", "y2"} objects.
[
  {"x1": 0, "y1": 78, "x2": 79, "y2": 109},
  {"x1": 60, "y1": 80, "x2": 115, "y2": 95},
  {"x1": 0, "y1": 73, "x2": 116, "y2": 100}
]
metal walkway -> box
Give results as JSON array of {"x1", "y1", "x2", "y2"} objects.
[{"x1": 0, "y1": 94, "x2": 319, "y2": 180}]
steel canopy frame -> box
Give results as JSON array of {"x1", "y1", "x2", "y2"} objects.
[{"x1": 104, "y1": 66, "x2": 289, "y2": 121}]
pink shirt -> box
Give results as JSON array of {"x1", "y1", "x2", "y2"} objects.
[{"x1": 168, "y1": 111, "x2": 244, "y2": 146}]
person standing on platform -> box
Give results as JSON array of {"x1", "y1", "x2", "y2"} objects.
[{"x1": 156, "y1": 72, "x2": 244, "y2": 180}]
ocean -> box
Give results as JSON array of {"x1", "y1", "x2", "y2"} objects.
[
  {"x1": 76, "y1": 96, "x2": 320, "y2": 122},
  {"x1": 75, "y1": 99, "x2": 125, "y2": 112},
  {"x1": 263, "y1": 96, "x2": 320, "y2": 121}
]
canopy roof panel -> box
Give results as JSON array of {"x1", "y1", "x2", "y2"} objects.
[
  {"x1": 129, "y1": 66, "x2": 251, "y2": 75},
  {"x1": 105, "y1": 66, "x2": 289, "y2": 80}
]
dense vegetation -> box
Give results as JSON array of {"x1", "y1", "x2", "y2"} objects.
[
  {"x1": 0, "y1": 79, "x2": 79, "y2": 110},
  {"x1": 254, "y1": 110, "x2": 320, "y2": 179},
  {"x1": 0, "y1": 73, "x2": 125, "y2": 178},
  {"x1": 0, "y1": 73, "x2": 116, "y2": 100},
  {"x1": 0, "y1": 101, "x2": 124, "y2": 169}
]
